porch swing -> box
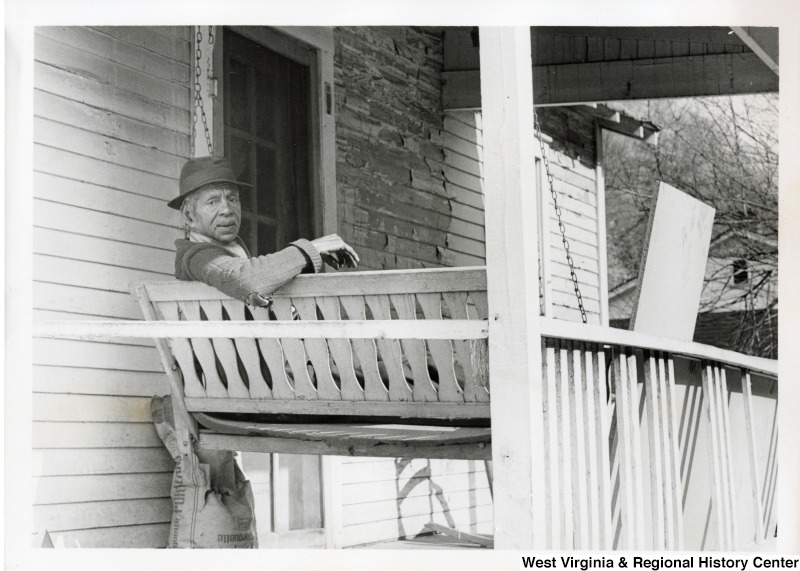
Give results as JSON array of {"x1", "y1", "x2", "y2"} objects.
[{"x1": 132, "y1": 26, "x2": 593, "y2": 466}]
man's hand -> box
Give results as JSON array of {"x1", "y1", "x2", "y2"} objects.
[{"x1": 311, "y1": 234, "x2": 360, "y2": 270}]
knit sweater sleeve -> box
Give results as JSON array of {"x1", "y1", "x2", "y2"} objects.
[{"x1": 177, "y1": 238, "x2": 323, "y2": 305}]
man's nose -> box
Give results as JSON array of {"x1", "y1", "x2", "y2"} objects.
[{"x1": 219, "y1": 197, "x2": 235, "y2": 214}]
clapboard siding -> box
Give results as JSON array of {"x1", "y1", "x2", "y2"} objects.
[
  {"x1": 34, "y1": 34, "x2": 190, "y2": 110},
  {"x1": 33, "y1": 394, "x2": 155, "y2": 423},
  {"x1": 33, "y1": 422, "x2": 164, "y2": 449},
  {"x1": 32, "y1": 26, "x2": 189, "y2": 547},
  {"x1": 34, "y1": 62, "x2": 188, "y2": 135},
  {"x1": 343, "y1": 504, "x2": 494, "y2": 547},
  {"x1": 33, "y1": 338, "x2": 162, "y2": 372},
  {"x1": 34, "y1": 498, "x2": 173, "y2": 532},
  {"x1": 33, "y1": 473, "x2": 173, "y2": 505},
  {"x1": 36, "y1": 27, "x2": 191, "y2": 84},
  {"x1": 33, "y1": 255, "x2": 170, "y2": 294},
  {"x1": 46, "y1": 523, "x2": 171, "y2": 549},
  {"x1": 343, "y1": 488, "x2": 494, "y2": 527},
  {"x1": 33, "y1": 367, "x2": 168, "y2": 397},
  {"x1": 34, "y1": 228, "x2": 175, "y2": 274},
  {"x1": 33, "y1": 448, "x2": 174, "y2": 477},
  {"x1": 34, "y1": 90, "x2": 189, "y2": 156},
  {"x1": 34, "y1": 145, "x2": 179, "y2": 202},
  {"x1": 339, "y1": 456, "x2": 492, "y2": 547}
]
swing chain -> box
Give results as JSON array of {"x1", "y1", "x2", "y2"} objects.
[
  {"x1": 192, "y1": 27, "x2": 214, "y2": 157},
  {"x1": 533, "y1": 109, "x2": 588, "y2": 324}
]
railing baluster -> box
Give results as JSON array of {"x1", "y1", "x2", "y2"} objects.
[
  {"x1": 320, "y1": 296, "x2": 374, "y2": 401},
  {"x1": 444, "y1": 292, "x2": 489, "y2": 403},
  {"x1": 719, "y1": 367, "x2": 738, "y2": 547},
  {"x1": 251, "y1": 306, "x2": 294, "y2": 400},
  {"x1": 338, "y1": 295, "x2": 387, "y2": 401},
  {"x1": 221, "y1": 300, "x2": 271, "y2": 398},
  {"x1": 594, "y1": 346, "x2": 614, "y2": 549},
  {"x1": 200, "y1": 300, "x2": 249, "y2": 398},
  {"x1": 417, "y1": 293, "x2": 463, "y2": 403},
  {"x1": 571, "y1": 342, "x2": 589, "y2": 548},
  {"x1": 177, "y1": 300, "x2": 227, "y2": 398},
  {"x1": 665, "y1": 356, "x2": 684, "y2": 549},
  {"x1": 741, "y1": 369, "x2": 766, "y2": 545},
  {"x1": 614, "y1": 347, "x2": 646, "y2": 549},
  {"x1": 583, "y1": 344, "x2": 601, "y2": 549},
  {"x1": 557, "y1": 339, "x2": 574, "y2": 546},
  {"x1": 702, "y1": 361, "x2": 727, "y2": 549},
  {"x1": 390, "y1": 294, "x2": 439, "y2": 403},
  {"x1": 155, "y1": 301, "x2": 205, "y2": 398},
  {"x1": 270, "y1": 298, "x2": 317, "y2": 400},
  {"x1": 364, "y1": 295, "x2": 413, "y2": 402},
  {"x1": 644, "y1": 350, "x2": 666, "y2": 549},
  {"x1": 543, "y1": 338, "x2": 561, "y2": 549},
  {"x1": 293, "y1": 298, "x2": 343, "y2": 401}
]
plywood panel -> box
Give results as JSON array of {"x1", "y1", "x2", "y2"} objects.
[
  {"x1": 631, "y1": 182, "x2": 715, "y2": 340},
  {"x1": 33, "y1": 421, "x2": 163, "y2": 449},
  {"x1": 33, "y1": 227, "x2": 174, "y2": 274},
  {"x1": 33, "y1": 393, "x2": 155, "y2": 423},
  {"x1": 33, "y1": 448, "x2": 174, "y2": 477},
  {"x1": 32, "y1": 366, "x2": 167, "y2": 396},
  {"x1": 34, "y1": 498, "x2": 172, "y2": 532},
  {"x1": 33, "y1": 473, "x2": 172, "y2": 504}
]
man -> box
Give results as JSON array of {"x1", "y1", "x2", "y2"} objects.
[{"x1": 169, "y1": 156, "x2": 359, "y2": 304}]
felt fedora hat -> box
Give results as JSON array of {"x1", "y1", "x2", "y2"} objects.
[{"x1": 168, "y1": 156, "x2": 252, "y2": 210}]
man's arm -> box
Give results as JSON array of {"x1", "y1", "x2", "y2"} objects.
[
  {"x1": 179, "y1": 238, "x2": 322, "y2": 305},
  {"x1": 177, "y1": 235, "x2": 359, "y2": 306}
]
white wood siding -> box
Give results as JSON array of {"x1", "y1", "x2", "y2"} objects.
[
  {"x1": 544, "y1": 154, "x2": 603, "y2": 324},
  {"x1": 340, "y1": 457, "x2": 493, "y2": 547},
  {"x1": 443, "y1": 110, "x2": 602, "y2": 324},
  {"x1": 32, "y1": 25, "x2": 191, "y2": 548},
  {"x1": 442, "y1": 111, "x2": 486, "y2": 266}
]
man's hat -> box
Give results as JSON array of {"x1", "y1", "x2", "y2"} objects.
[{"x1": 168, "y1": 156, "x2": 252, "y2": 210}]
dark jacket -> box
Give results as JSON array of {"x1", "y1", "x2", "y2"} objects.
[{"x1": 174, "y1": 237, "x2": 322, "y2": 306}]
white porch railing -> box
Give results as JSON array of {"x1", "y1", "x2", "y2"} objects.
[{"x1": 33, "y1": 267, "x2": 778, "y2": 550}]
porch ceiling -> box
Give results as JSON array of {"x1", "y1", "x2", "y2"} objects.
[{"x1": 442, "y1": 26, "x2": 779, "y2": 109}]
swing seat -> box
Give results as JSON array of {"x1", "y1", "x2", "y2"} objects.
[{"x1": 131, "y1": 267, "x2": 493, "y2": 460}]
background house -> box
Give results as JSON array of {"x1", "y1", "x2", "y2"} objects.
[{"x1": 29, "y1": 25, "x2": 780, "y2": 549}]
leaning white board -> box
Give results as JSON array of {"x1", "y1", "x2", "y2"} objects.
[{"x1": 630, "y1": 182, "x2": 715, "y2": 341}]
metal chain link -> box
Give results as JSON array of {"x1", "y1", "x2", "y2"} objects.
[
  {"x1": 533, "y1": 109, "x2": 588, "y2": 324},
  {"x1": 192, "y1": 27, "x2": 214, "y2": 157}
]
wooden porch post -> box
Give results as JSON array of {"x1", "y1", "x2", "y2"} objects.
[{"x1": 480, "y1": 27, "x2": 548, "y2": 549}]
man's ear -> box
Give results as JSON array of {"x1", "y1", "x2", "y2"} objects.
[{"x1": 180, "y1": 205, "x2": 194, "y2": 227}]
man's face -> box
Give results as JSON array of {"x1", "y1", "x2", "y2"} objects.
[{"x1": 183, "y1": 183, "x2": 242, "y2": 244}]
